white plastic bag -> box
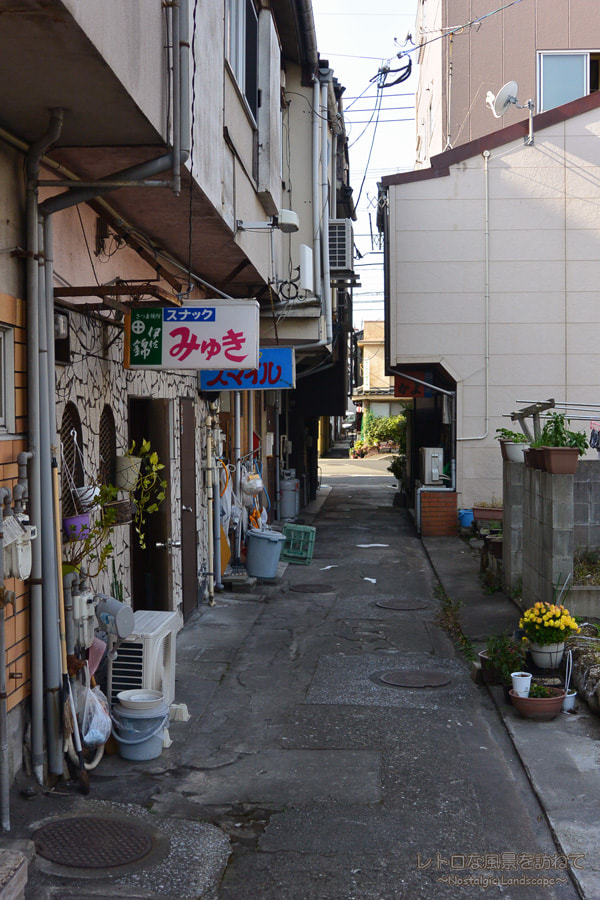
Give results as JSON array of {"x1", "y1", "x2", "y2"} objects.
[{"x1": 80, "y1": 664, "x2": 111, "y2": 747}]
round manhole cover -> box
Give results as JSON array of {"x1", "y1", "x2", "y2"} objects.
[
  {"x1": 289, "y1": 583, "x2": 336, "y2": 594},
  {"x1": 378, "y1": 670, "x2": 452, "y2": 688},
  {"x1": 34, "y1": 816, "x2": 154, "y2": 868},
  {"x1": 375, "y1": 599, "x2": 428, "y2": 610}
]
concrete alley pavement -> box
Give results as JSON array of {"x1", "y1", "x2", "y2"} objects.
[{"x1": 5, "y1": 454, "x2": 587, "y2": 898}]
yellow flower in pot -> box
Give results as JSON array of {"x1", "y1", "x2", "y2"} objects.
[{"x1": 519, "y1": 601, "x2": 580, "y2": 669}]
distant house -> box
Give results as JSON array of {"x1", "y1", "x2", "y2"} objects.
[{"x1": 379, "y1": 92, "x2": 600, "y2": 509}]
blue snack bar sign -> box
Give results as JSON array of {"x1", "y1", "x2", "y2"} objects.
[
  {"x1": 125, "y1": 300, "x2": 260, "y2": 370},
  {"x1": 199, "y1": 347, "x2": 296, "y2": 390}
]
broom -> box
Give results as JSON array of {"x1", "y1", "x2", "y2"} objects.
[{"x1": 52, "y1": 457, "x2": 89, "y2": 795}]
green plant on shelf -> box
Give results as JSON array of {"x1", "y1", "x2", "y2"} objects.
[
  {"x1": 495, "y1": 427, "x2": 528, "y2": 443},
  {"x1": 535, "y1": 412, "x2": 588, "y2": 455}
]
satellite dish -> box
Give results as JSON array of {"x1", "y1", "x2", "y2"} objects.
[
  {"x1": 485, "y1": 79, "x2": 535, "y2": 145},
  {"x1": 486, "y1": 80, "x2": 519, "y2": 118}
]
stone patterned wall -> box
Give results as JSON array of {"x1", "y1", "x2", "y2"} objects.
[{"x1": 56, "y1": 308, "x2": 208, "y2": 608}]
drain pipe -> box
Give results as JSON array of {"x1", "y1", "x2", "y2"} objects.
[
  {"x1": 274, "y1": 394, "x2": 281, "y2": 520},
  {"x1": 320, "y1": 71, "x2": 333, "y2": 346},
  {"x1": 37, "y1": 213, "x2": 63, "y2": 778},
  {"x1": 0, "y1": 488, "x2": 12, "y2": 831},
  {"x1": 457, "y1": 150, "x2": 490, "y2": 443},
  {"x1": 25, "y1": 109, "x2": 64, "y2": 784},
  {"x1": 312, "y1": 76, "x2": 322, "y2": 313}
]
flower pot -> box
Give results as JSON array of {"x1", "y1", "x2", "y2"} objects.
[
  {"x1": 524, "y1": 447, "x2": 543, "y2": 469},
  {"x1": 102, "y1": 499, "x2": 134, "y2": 525},
  {"x1": 509, "y1": 687, "x2": 566, "y2": 721},
  {"x1": 63, "y1": 513, "x2": 91, "y2": 541},
  {"x1": 540, "y1": 447, "x2": 579, "y2": 475},
  {"x1": 511, "y1": 671, "x2": 532, "y2": 697},
  {"x1": 115, "y1": 455, "x2": 142, "y2": 490},
  {"x1": 504, "y1": 441, "x2": 529, "y2": 463},
  {"x1": 529, "y1": 641, "x2": 565, "y2": 669},
  {"x1": 562, "y1": 690, "x2": 577, "y2": 712},
  {"x1": 479, "y1": 650, "x2": 502, "y2": 685},
  {"x1": 74, "y1": 485, "x2": 100, "y2": 512}
]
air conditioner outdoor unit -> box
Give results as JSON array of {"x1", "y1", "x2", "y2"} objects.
[
  {"x1": 107, "y1": 609, "x2": 178, "y2": 707},
  {"x1": 420, "y1": 447, "x2": 444, "y2": 485},
  {"x1": 329, "y1": 219, "x2": 354, "y2": 273}
]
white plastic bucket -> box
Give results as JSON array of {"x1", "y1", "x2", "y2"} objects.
[
  {"x1": 111, "y1": 700, "x2": 169, "y2": 761},
  {"x1": 246, "y1": 528, "x2": 286, "y2": 578},
  {"x1": 280, "y1": 478, "x2": 300, "y2": 520}
]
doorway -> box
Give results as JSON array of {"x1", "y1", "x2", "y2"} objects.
[{"x1": 129, "y1": 398, "x2": 171, "y2": 612}]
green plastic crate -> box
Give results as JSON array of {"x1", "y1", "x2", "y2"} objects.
[{"x1": 281, "y1": 523, "x2": 316, "y2": 565}]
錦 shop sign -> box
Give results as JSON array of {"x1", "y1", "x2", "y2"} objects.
[{"x1": 124, "y1": 301, "x2": 260, "y2": 370}]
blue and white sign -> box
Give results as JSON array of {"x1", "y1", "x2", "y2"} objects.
[{"x1": 199, "y1": 347, "x2": 296, "y2": 391}]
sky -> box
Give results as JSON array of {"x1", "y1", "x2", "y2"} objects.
[{"x1": 312, "y1": 0, "x2": 420, "y2": 329}]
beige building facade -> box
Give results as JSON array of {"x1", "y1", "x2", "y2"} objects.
[{"x1": 416, "y1": 0, "x2": 600, "y2": 165}]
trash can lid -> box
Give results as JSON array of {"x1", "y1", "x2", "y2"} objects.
[{"x1": 247, "y1": 528, "x2": 286, "y2": 543}]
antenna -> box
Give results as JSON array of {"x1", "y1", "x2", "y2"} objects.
[{"x1": 485, "y1": 80, "x2": 534, "y2": 145}]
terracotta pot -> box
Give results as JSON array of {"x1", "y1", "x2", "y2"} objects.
[
  {"x1": 540, "y1": 447, "x2": 579, "y2": 475},
  {"x1": 509, "y1": 687, "x2": 566, "y2": 721},
  {"x1": 479, "y1": 650, "x2": 501, "y2": 685},
  {"x1": 524, "y1": 447, "x2": 543, "y2": 469}
]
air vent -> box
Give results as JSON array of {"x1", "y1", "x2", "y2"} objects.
[{"x1": 329, "y1": 219, "x2": 354, "y2": 273}]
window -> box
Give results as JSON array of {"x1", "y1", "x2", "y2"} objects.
[
  {"x1": 538, "y1": 51, "x2": 600, "y2": 112},
  {"x1": 0, "y1": 327, "x2": 15, "y2": 434},
  {"x1": 225, "y1": 0, "x2": 258, "y2": 118}
]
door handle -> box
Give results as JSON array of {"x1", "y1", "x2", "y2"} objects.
[
  {"x1": 155, "y1": 538, "x2": 182, "y2": 550},
  {"x1": 182, "y1": 505, "x2": 193, "y2": 512}
]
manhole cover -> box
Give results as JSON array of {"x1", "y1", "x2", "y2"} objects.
[
  {"x1": 378, "y1": 670, "x2": 452, "y2": 688},
  {"x1": 289, "y1": 583, "x2": 336, "y2": 593},
  {"x1": 375, "y1": 599, "x2": 428, "y2": 610},
  {"x1": 34, "y1": 816, "x2": 154, "y2": 868}
]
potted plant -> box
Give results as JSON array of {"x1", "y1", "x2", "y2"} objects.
[
  {"x1": 509, "y1": 681, "x2": 566, "y2": 720},
  {"x1": 480, "y1": 633, "x2": 527, "y2": 692},
  {"x1": 495, "y1": 427, "x2": 529, "y2": 463},
  {"x1": 62, "y1": 482, "x2": 120, "y2": 577},
  {"x1": 126, "y1": 439, "x2": 167, "y2": 550},
  {"x1": 472, "y1": 498, "x2": 503, "y2": 522},
  {"x1": 537, "y1": 412, "x2": 588, "y2": 474},
  {"x1": 519, "y1": 601, "x2": 580, "y2": 669}
]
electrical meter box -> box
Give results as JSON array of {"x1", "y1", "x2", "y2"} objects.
[{"x1": 420, "y1": 447, "x2": 444, "y2": 485}]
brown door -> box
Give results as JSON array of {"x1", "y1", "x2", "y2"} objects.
[
  {"x1": 130, "y1": 398, "x2": 170, "y2": 611},
  {"x1": 180, "y1": 397, "x2": 198, "y2": 620}
]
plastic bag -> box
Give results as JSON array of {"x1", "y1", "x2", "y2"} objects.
[{"x1": 80, "y1": 664, "x2": 111, "y2": 747}]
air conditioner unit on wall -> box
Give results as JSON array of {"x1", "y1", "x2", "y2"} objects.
[
  {"x1": 420, "y1": 447, "x2": 444, "y2": 485},
  {"x1": 329, "y1": 219, "x2": 354, "y2": 273},
  {"x1": 107, "y1": 610, "x2": 178, "y2": 707}
]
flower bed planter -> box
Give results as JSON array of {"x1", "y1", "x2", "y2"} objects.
[
  {"x1": 540, "y1": 446, "x2": 580, "y2": 475},
  {"x1": 472, "y1": 506, "x2": 503, "y2": 522}
]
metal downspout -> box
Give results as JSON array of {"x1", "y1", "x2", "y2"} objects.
[
  {"x1": 25, "y1": 109, "x2": 63, "y2": 784},
  {"x1": 320, "y1": 76, "x2": 333, "y2": 346},
  {"x1": 234, "y1": 392, "x2": 242, "y2": 565},
  {"x1": 0, "y1": 488, "x2": 12, "y2": 830},
  {"x1": 38, "y1": 213, "x2": 63, "y2": 777},
  {"x1": 457, "y1": 150, "x2": 490, "y2": 442}
]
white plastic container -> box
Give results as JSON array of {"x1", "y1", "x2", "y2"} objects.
[{"x1": 111, "y1": 700, "x2": 169, "y2": 761}]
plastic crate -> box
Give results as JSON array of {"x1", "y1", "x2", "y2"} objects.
[{"x1": 281, "y1": 523, "x2": 316, "y2": 565}]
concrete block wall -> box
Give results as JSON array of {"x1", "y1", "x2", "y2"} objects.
[
  {"x1": 521, "y1": 467, "x2": 574, "y2": 606},
  {"x1": 502, "y1": 460, "x2": 523, "y2": 592},
  {"x1": 574, "y1": 460, "x2": 600, "y2": 550}
]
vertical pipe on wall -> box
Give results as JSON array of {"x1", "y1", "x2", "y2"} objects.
[
  {"x1": 234, "y1": 391, "x2": 242, "y2": 564},
  {"x1": 25, "y1": 109, "x2": 63, "y2": 784},
  {"x1": 212, "y1": 408, "x2": 224, "y2": 591},
  {"x1": 0, "y1": 488, "x2": 12, "y2": 830},
  {"x1": 205, "y1": 413, "x2": 215, "y2": 606},
  {"x1": 312, "y1": 78, "x2": 322, "y2": 307},
  {"x1": 320, "y1": 78, "x2": 333, "y2": 345}
]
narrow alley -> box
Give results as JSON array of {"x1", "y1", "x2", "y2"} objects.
[{"x1": 12, "y1": 454, "x2": 582, "y2": 899}]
